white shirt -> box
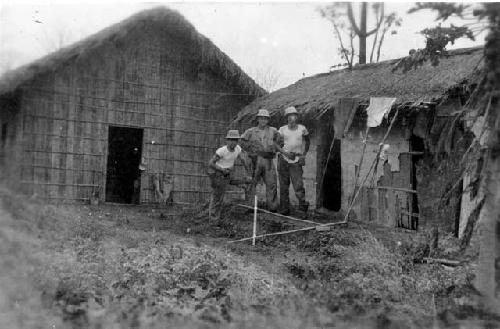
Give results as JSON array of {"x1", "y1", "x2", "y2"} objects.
[
  {"x1": 279, "y1": 124, "x2": 309, "y2": 163},
  {"x1": 215, "y1": 145, "x2": 241, "y2": 169}
]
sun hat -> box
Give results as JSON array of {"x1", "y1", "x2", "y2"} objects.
[
  {"x1": 256, "y1": 109, "x2": 270, "y2": 118},
  {"x1": 284, "y1": 106, "x2": 298, "y2": 116},
  {"x1": 225, "y1": 130, "x2": 241, "y2": 139}
]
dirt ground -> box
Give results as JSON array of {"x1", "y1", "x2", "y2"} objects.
[{"x1": 0, "y1": 188, "x2": 499, "y2": 329}]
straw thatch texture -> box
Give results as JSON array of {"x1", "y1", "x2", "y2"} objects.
[
  {"x1": 235, "y1": 47, "x2": 484, "y2": 125},
  {"x1": 0, "y1": 7, "x2": 265, "y2": 97}
]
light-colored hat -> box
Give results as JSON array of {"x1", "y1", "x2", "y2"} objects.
[
  {"x1": 284, "y1": 106, "x2": 298, "y2": 116},
  {"x1": 256, "y1": 109, "x2": 270, "y2": 118},
  {"x1": 225, "y1": 130, "x2": 240, "y2": 139}
]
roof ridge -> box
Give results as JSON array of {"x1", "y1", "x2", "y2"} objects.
[
  {"x1": 234, "y1": 45, "x2": 484, "y2": 124},
  {"x1": 0, "y1": 6, "x2": 265, "y2": 96},
  {"x1": 300, "y1": 45, "x2": 484, "y2": 83}
]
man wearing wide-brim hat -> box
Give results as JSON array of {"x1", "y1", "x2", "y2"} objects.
[
  {"x1": 277, "y1": 106, "x2": 310, "y2": 215},
  {"x1": 240, "y1": 109, "x2": 281, "y2": 212},
  {"x1": 207, "y1": 130, "x2": 251, "y2": 221}
]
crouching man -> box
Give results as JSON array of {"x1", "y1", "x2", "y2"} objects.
[
  {"x1": 278, "y1": 106, "x2": 310, "y2": 215},
  {"x1": 207, "y1": 130, "x2": 251, "y2": 221}
]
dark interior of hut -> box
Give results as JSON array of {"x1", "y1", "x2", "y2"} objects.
[
  {"x1": 321, "y1": 137, "x2": 342, "y2": 212},
  {"x1": 410, "y1": 134, "x2": 425, "y2": 230},
  {"x1": 105, "y1": 126, "x2": 143, "y2": 204}
]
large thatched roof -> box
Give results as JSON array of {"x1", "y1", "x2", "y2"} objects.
[
  {"x1": 0, "y1": 7, "x2": 265, "y2": 96},
  {"x1": 235, "y1": 47, "x2": 484, "y2": 124}
]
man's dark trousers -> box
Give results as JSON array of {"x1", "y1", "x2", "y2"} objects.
[{"x1": 278, "y1": 155, "x2": 308, "y2": 213}]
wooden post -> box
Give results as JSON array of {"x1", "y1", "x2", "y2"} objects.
[
  {"x1": 252, "y1": 195, "x2": 257, "y2": 246},
  {"x1": 352, "y1": 126, "x2": 370, "y2": 199}
]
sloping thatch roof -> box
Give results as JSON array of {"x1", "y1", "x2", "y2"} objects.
[
  {"x1": 235, "y1": 47, "x2": 484, "y2": 124},
  {"x1": 0, "y1": 6, "x2": 265, "y2": 96}
]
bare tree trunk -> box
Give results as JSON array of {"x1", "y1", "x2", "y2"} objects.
[
  {"x1": 490, "y1": 128, "x2": 500, "y2": 313},
  {"x1": 349, "y1": 29, "x2": 355, "y2": 66},
  {"x1": 477, "y1": 4, "x2": 500, "y2": 312},
  {"x1": 369, "y1": 29, "x2": 379, "y2": 63},
  {"x1": 346, "y1": 2, "x2": 384, "y2": 65},
  {"x1": 478, "y1": 132, "x2": 500, "y2": 312},
  {"x1": 359, "y1": 2, "x2": 367, "y2": 64},
  {"x1": 376, "y1": 27, "x2": 387, "y2": 62}
]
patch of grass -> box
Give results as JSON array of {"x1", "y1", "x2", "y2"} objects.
[
  {"x1": 280, "y1": 230, "x2": 438, "y2": 327},
  {"x1": 1, "y1": 187, "x2": 498, "y2": 328},
  {"x1": 71, "y1": 216, "x2": 108, "y2": 242},
  {"x1": 0, "y1": 188, "x2": 313, "y2": 328}
]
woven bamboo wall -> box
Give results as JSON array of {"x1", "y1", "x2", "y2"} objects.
[{"x1": 18, "y1": 25, "x2": 252, "y2": 203}]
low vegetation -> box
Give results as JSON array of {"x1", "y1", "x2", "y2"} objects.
[
  {"x1": 0, "y1": 188, "x2": 498, "y2": 328},
  {"x1": 0, "y1": 189, "x2": 302, "y2": 328}
]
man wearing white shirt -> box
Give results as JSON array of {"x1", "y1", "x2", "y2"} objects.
[
  {"x1": 207, "y1": 130, "x2": 250, "y2": 221},
  {"x1": 278, "y1": 106, "x2": 310, "y2": 215}
]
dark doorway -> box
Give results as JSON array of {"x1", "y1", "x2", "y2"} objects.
[
  {"x1": 105, "y1": 126, "x2": 143, "y2": 204},
  {"x1": 409, "y1": 134, "x2": 425, "y2": 230},
  {"x1": 322, "y1": 138, "x2": 342, "y2": 211}
]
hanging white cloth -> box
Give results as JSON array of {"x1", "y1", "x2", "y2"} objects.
[{"x1": 366, "y1": 97, "x2": 397, "y2": 127}]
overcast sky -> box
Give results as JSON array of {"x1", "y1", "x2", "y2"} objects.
[{"x1": 0, "y1": 1, "x2": 487, "y2": 91}]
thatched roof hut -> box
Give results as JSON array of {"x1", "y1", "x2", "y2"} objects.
[
  {"x1": 233, "y1": 46, "x2": 484, "y2": 234},
  {"x1": 0, "y1": 7, "x2": 263, "y2": 204},
  {"x1": 235, "y1": 46, "x2": 483, "y2": 125},
  {"x1": 0, "y1": 7, "x2": 265, "y2": 97}
]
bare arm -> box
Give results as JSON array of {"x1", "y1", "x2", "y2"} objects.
[
  {"x1": 297, "y1": 129, "x2": 310, "y2": 166},
  {"x1": 274, "y1": 142, "x2": 286, "y2": 154},
  {"x1": 208, "y1": 154, "x2": 229, "y2": 174}
]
